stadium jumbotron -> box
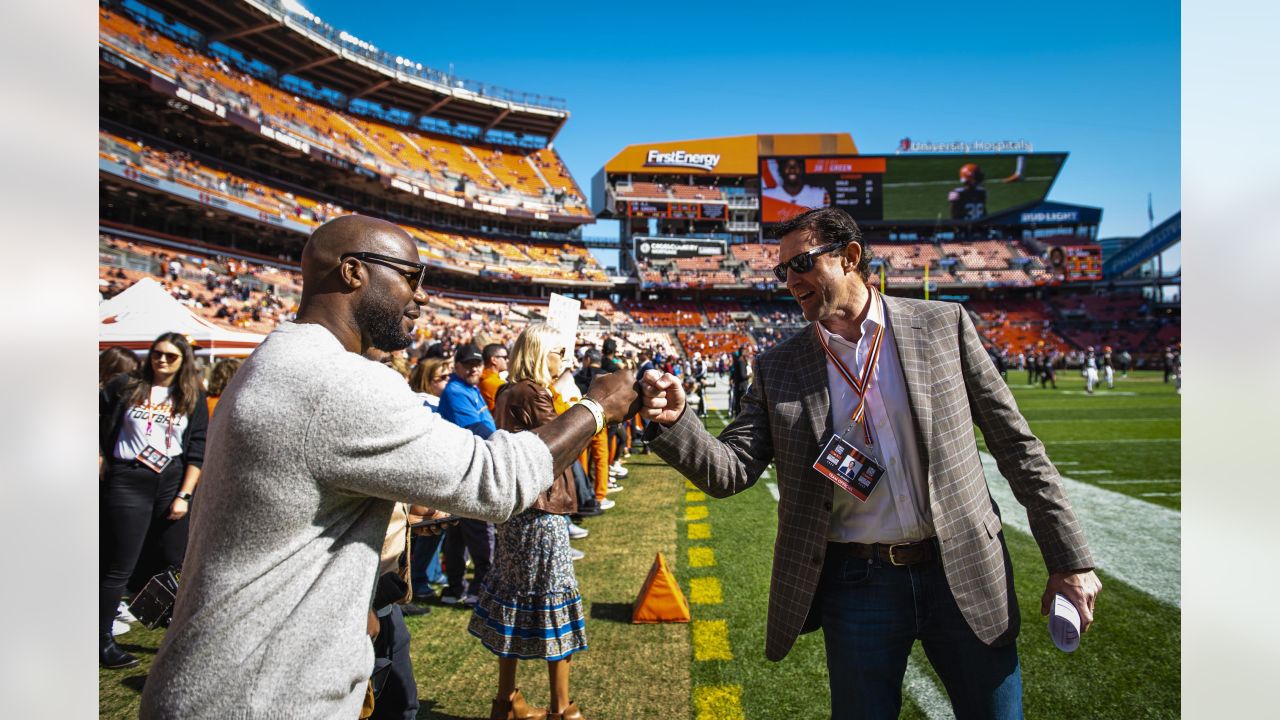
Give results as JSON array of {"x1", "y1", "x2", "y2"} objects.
[{"x1": 97, "y1": 1, "x2": 1181, "y2": 718}]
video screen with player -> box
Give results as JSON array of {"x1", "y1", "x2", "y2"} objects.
[{"x1": 760, "y1": 153, "x2": 1067, "y2": 224}]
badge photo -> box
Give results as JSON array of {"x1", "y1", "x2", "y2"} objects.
[
  {"x1": 812, "y1": 434, "x2": 885, "y2": 502},
  {"x1": 137, "y1": 445, "x2": 173, "y2": 473}
]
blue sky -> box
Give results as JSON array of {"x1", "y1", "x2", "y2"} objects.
[{"x1": 300, "y1": 0, "x2": 1179, "y2": 269}]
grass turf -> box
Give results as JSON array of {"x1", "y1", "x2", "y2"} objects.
[
  {"x1": 979, "y1": 370, "x2": 1182, "y2": 510},
  {"x1": 881, "y1": 154, "x2": 1065, "y2": 221},
  {"x1": 100, "y1": 371, "x2": 1178, "y2": 719}
]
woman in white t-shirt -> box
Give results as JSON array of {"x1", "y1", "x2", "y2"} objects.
[{"x1": 98, "y1": 332, "x2": 208, "y2": 670}]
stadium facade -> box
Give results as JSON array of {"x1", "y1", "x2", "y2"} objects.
[{"x1": 593, "y1": 133, "x2": 1111, "y2": 297}]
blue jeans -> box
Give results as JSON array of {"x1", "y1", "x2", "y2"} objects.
[
  {"x1": 410, "y1": 532, "x2": 445, "y2": 596},
  {"x1": 818, "y1": 545, "x2": 1023, "y2": 720}
]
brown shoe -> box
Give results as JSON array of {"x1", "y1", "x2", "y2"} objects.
[
  {"x1": 546, "y1": 701, "x2": 584, "y2": 720},
  {"x1": 490, "y1": 688, "x2": 547, "y2": 720}
]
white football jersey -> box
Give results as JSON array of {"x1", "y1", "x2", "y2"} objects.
[{"x1": 765, "y1": 184, "x2": 828, "y2": 208}]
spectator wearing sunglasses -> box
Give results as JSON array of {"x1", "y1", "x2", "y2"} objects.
[
  {"x1": 98, "y1": 332, "x2": 208, "y2": 670},
  {"x1": 408, "y1": 356, "x2": 453, "y2": 412},
  {"x1": 639, "y1": 207, "x2": 1098, "y2": 719},
  {"x1": 140, "y1": 215, "x2": 639, "y2": 719}
]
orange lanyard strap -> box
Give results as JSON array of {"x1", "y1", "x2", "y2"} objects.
[{"x1": 816, "y1": 292, "x2": 885, "y2": 446}]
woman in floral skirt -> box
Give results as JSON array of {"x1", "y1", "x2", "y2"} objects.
[{"x1": 470, "y1": 323, "x2": 587, "y2": 720}]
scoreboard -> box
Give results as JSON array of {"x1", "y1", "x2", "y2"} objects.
[
  {"x1": 617, "y1": 200, "x2": 728, "y2": 220},
  {"x1": 1047, "y1": 244, "x2": 1103, "y2": 281},
  {"x1": 761, "y1": 156, "x2": 885, "y2": 223},
  {"x1": 759, "y1": 153, "x2": 1068, "y2": 226}
]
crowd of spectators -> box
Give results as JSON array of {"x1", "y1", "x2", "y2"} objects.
[
  {"x1": 99, "y1": 131, "x2": 608, "y2": 284},
  {"x1": 101, "y1": 234, "x2": 1177, "y2": 372},
  {"x1": 99, "y1": 5, "x2": 590, "y2": 216}
]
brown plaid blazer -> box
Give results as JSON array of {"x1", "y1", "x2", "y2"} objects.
[{"x1": 649, "y1": 295, "x2": 1092, "y2": 661}]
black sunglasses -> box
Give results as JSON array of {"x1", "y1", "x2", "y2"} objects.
[
  {"x1": 772, "y1": 241, "x2": 848, "y2": 283},
  {"x1": 340, "y1": 252, "x2": 426, "y2": 292}
]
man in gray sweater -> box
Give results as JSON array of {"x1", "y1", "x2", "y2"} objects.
[{"x1": 140, "y1": 216, "x2": 637, "y2": 719}]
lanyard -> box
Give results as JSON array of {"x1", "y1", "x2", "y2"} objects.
[
  {"x1": 143, "y1": 391, "x2": 177, "y2": 451},
  {"x1": 816, "y1": 290, "x2": 885, "y2": 447}
]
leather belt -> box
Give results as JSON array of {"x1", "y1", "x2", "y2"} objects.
[{"x1": 829, "y1": 538, "x2": 939, "y2": 566}]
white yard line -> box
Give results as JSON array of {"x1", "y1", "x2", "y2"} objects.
[
  {"x1": 1029, "y1": 416, "x2": 1172, "y2": 422},
  {"x1": 1040, "y1": 438, "x2": 1179, "y2": 445},
  {"x1": 1071, "y1": 470, "x2": 1113, "y2": 475},
  {"x1": 980, "y1": 452, "x2": 1181, "y2": 606},
  {"x1": 1098, "y1": 479, "x2": 1181, "y2": 486},
  {"x1": 1028, "y1": 390, "x2": 1140, "y2": 397},
  {"x1": 905, "y1": 657, "x2": 955, "y2": 720},
  {"x1": 1141, "y1": 492, "x2": 1182, "y2": 498},
  {"x1": 753, "y1": 447, "x2": 1174, "y2": 712},
  {"x1": 760, "y1": 473, "x2": 954, "y2": 717}
]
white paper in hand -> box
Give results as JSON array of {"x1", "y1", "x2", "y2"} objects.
[{"x1": 1048, "y1": 593, "x2": 1081, "y2": 652}]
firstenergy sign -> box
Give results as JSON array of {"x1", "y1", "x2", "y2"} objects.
[{"x1": 644, "y1": 149, "x2": 721, "y2": 172}]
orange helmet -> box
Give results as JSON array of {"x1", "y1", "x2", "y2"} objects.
[{"x1": 959, "y1": 163, "x2": 984, "y2": 185}]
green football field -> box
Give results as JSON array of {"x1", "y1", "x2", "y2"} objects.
[
  {"x1": 100, "y1": 371, "x2": 1179, "y2": 719},
  {"x1": 882, "y1": 154, "x2": 1066, "y2": 221}
]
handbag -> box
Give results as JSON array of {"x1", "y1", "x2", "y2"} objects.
[{"x1": 128, "y1": 567, "x2": 181, "y2": 629}]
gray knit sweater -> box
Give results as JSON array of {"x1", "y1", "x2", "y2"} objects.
[{"x1": 139, "y1": 322, "x2": 553, "y2": 719}]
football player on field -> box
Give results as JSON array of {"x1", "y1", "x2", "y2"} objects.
[{"x1": 948, "y1": 162, "x2": 987, "y2": 220}]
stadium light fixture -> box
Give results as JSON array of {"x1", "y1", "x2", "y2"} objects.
[{"x1": 281, "y1": 0, "x2": 313, "y2": 20}]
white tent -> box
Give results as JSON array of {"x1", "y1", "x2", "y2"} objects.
[{"x1": 99, "y1": 278, "x2": 266, "y2": 356}]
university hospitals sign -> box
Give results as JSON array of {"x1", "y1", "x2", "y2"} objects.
[
  {"x1": 644, "y1": 149, "x2": 722, "y2": 172},
  {"x1": 897, "y1": 138, "x2": 1034, "y2": 153}
]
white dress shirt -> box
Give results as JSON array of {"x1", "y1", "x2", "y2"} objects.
[{"x1": 818, "y1": 293, "x2": 933, "y2": 543}]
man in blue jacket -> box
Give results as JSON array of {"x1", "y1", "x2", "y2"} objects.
[{"x1": 437, "y1": 343, "x2": 497, "y2": 605}]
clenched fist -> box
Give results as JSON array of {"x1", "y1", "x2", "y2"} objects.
[
  {"x1": 639, "y1": 369, "x2": 686, "y2": 426},
  {"x1": 585, "y1": 368, "x2": 641, "y2": 423}
]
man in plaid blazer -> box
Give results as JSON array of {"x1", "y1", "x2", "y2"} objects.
[{"x1": 640, "y1": 208, "x2": 1100, "y2": 719}]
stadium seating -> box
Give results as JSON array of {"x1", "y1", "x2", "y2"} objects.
[
  {"x1": 941, "y1": 240, "x2": 1014, "y2": 271},
  {"x1": 614, "y1": 182, "x2": 722, "y2": 201},
  {"x1": 620, "y1": 301, "x2": 704, "y2": 327},
  {"x1": 100, "y1": 130, "x2": 607, "y2": 284},
  {"x1": 1051, "y1": 292, "x2": 1146, "y2": 323},
  {"x1": 875, "y1": 242, "x2": 941, "y2": 271},
  {"x1": 100, "y1": 234, "x2": 299, "y2": 336},
  {"x1": 701, "y1": 301, "x2": 750, "y2": 327},
  {"x1": 99, "y1": 7, "x2": 1177, "y2": 372},
  {"x1": 99, "y1": 7, "x2": 590, "y2": 217},
  {"x1": 629, "y1": 239, "x2": 1045, "y2": 291},
  {"x1": 968, "y1": 297, "x2": 1072, "y2": 355},
  {"x1": 678, "y1": 332, "x2": 755, "y2": 358}
]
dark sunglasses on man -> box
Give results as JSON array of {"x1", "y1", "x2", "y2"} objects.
[
  {"x1": 340, "y1": 252, "x2": 427, "y2": 291},
  {"x1": 772, "y1": 241, "x2": 849, "y2": 283}
]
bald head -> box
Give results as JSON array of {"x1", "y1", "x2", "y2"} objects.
[
  {"x1": 295, "y1": 214, "x2": 425, "y2": 354},
  {"x1": 301, "y1": 215, "x2": 416, "y2": 296}
]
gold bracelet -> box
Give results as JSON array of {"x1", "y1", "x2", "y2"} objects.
[{"x1": 575, "y1": 397, "x2": 606, "y2": 434}]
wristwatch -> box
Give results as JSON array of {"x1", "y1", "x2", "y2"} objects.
[{"x1": 175, "y1": 492, "x2": 193, "y2": 502}]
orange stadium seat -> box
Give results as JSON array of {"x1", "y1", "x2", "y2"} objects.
[
  {"x1": 100, "y1": 129, "x2": 605, "y2": 286},
  {"x1": 99, "y1": 8, "x2": 591, "y2": 216},
  {"x1": 678, "y1": 331, "x2": 755, "y2": 358}
]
